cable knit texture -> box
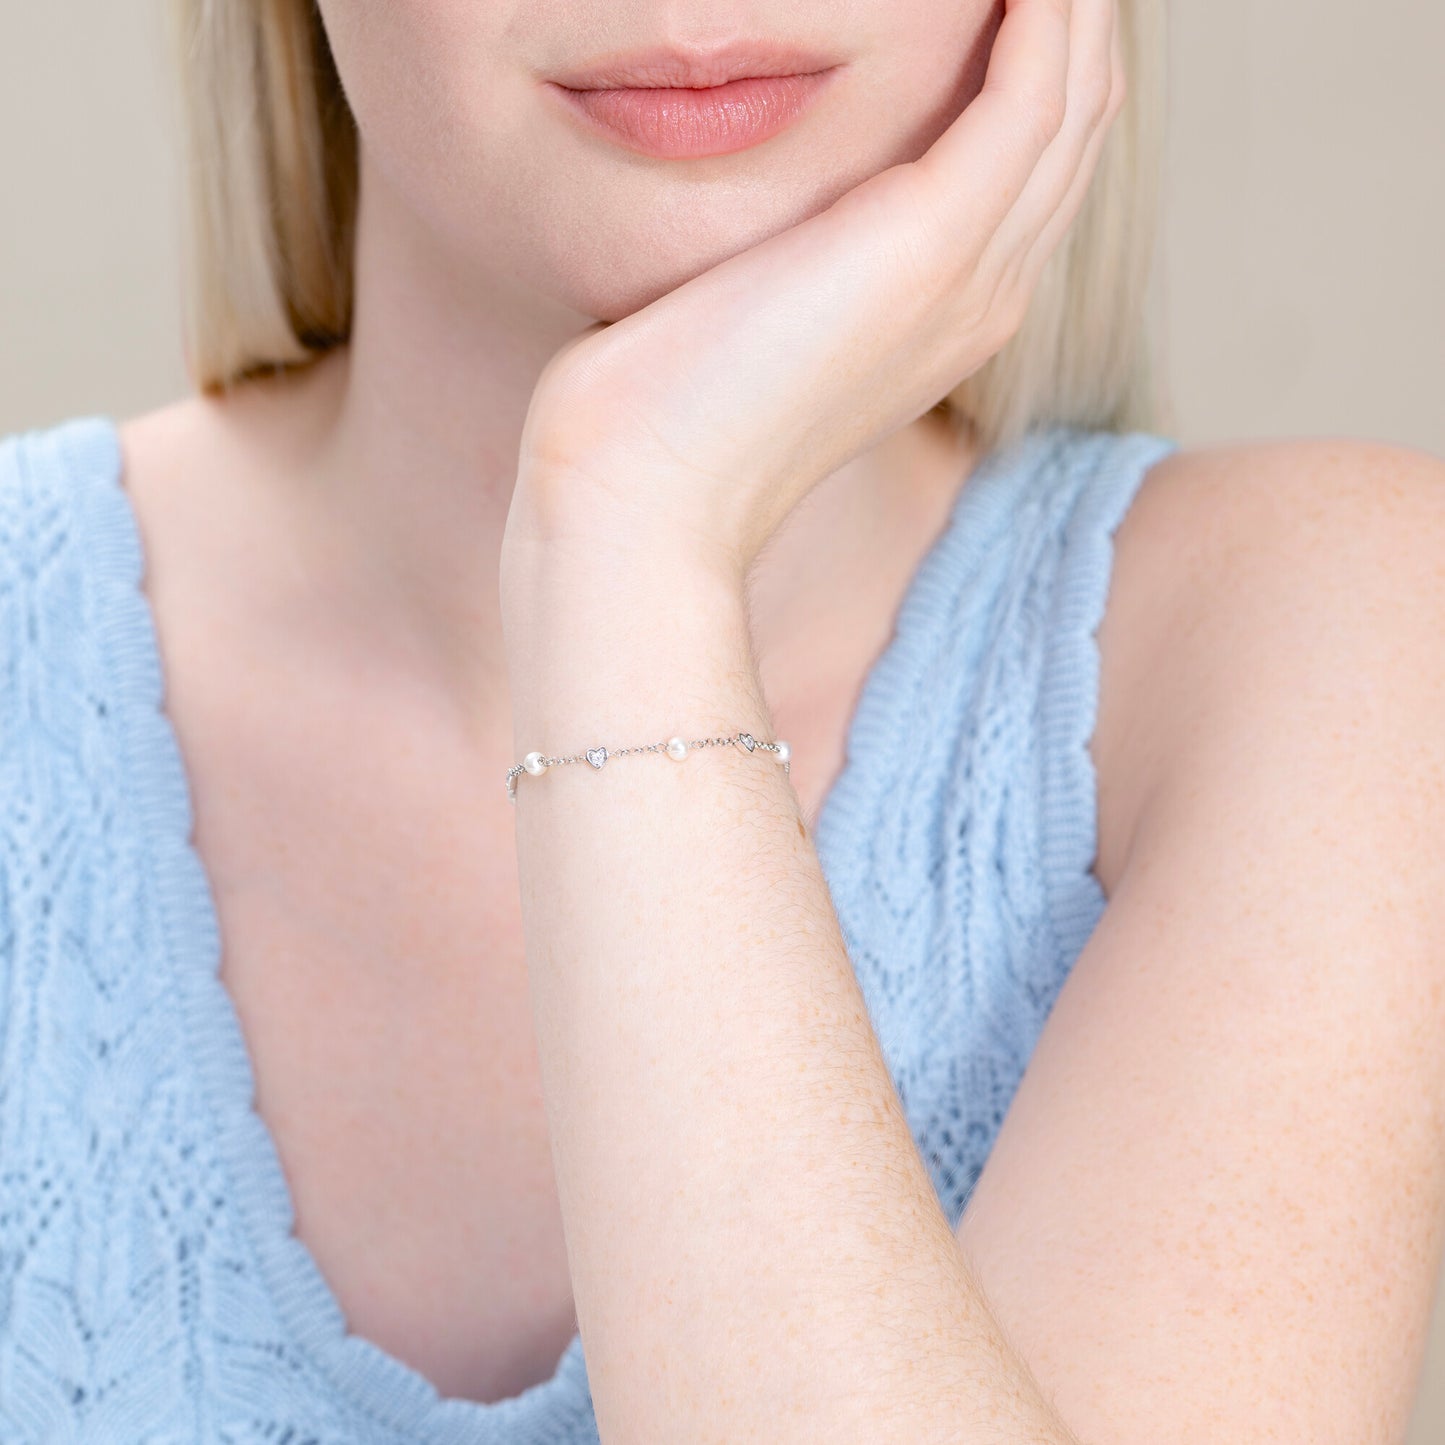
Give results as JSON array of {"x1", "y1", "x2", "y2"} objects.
[{"x1": 0, "y1": 414, "x2": 1178, "y2": 1441}]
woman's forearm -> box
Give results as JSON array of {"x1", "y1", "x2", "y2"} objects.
[{"x1": 500, "y1": 535, "x2": 1079, "y2": 1445}]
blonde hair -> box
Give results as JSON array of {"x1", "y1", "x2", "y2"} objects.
[{"x1": 172, "y1": 0, "x2": 1173, "y2": 454}]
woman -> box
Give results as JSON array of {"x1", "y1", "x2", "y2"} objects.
[{"x1": 1, "y1": 0, "x2": 1441, "y2": 1440}]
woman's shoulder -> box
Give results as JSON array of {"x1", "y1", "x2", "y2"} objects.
[
  {"x1": 1094, "y1": 432, "x2": 1445, "y2": 883},
  {"x1": 1106, "y1": 431, "x2": 1445, "y2": 692},
  {"x1": 1116, "y1": 429, "x2": 1445, "y2": 533},
  {"x1": 0, "y1": 388, "x2": 256, "y2": 504},
  {"x1": 0, "y1": 397, "x2": 206, "y2": 559},
  {"x1": 0, "y1": 393, "x2": 235, "y2": 589}
]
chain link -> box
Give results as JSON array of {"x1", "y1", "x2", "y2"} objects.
[{"x1": 505, "y1": 730, "x2": 791, "y2": 803}]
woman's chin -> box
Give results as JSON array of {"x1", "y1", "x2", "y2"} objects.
[
  {"x1": 561, "y1": 272, "x2": 696, "y2": 325},
  {"x1": 536, "y1": 206, "x2": 825, "y2": 324}
]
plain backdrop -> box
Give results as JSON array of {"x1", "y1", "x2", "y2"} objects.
[{"x1": 1, "y1": 2, "x2": 1442, "y2": 1437}]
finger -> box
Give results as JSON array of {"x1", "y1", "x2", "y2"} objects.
[
  {"x1": 1020, "y1": 11, "x2": 1125, "y2": 304},
  {"x1": 906, "y1": 0, "x2": 1076, "y2": 256},
  {"x1": 1011, "y1": 0, "x2": 1126, "y2": 287},
  {"x1": 982, "y1": 0, "x2": 1121, "y2": 284}
]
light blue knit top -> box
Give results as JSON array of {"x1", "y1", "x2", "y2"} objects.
[{"x1": 0, "y1": 414, "x2": 1178, "y2": 1442}]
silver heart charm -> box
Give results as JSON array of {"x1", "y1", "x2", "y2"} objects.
[
  {"x1": 585, "y1": 746, "x2": 608, "y2": 769},
  {"x1": 738, "y1": 732, "x2": 757, "y2": 752}
]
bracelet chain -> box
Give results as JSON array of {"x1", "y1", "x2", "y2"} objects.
[{"x1": 505, "y1": 730, "x2": 791, "y2": 803}]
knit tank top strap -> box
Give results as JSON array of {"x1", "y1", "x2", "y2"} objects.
[{"x1": 813, "y1": 420, "x2": 1179, "y2": 1226}]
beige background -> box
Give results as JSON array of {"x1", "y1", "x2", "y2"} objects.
[{"x1": 2, "y1": 1, "x2": 1442, "y2": 1435}]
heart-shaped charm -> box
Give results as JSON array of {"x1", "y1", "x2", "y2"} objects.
[
  {"x1": 738, "y1": 732, "x2": 757, "y2": 752},
  {"x1": 585, "y1": 746, "x2": 608, "y2": 769}
]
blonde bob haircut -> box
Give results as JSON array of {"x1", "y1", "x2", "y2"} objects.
[{"x1": 172, "y1": 0, "x2": 1172, "y2": 457}]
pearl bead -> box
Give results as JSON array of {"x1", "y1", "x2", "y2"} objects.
[
  {"x1": 523, "y1": 751, "x2": 548, "y2": 775},
  {"x1": 775, "y1": 739, "x2": 791, "y2": 764},
  {"x1": 666, "y1": 736, "x2": 689, "y2": 760}
]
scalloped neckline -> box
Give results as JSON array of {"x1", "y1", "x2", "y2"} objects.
[{"x1": 70, "y1": 410, "x2": 1063, "y2": 1440}]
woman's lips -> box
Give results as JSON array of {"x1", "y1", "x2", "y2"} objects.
[{"x1": 548, "y1": 70, "x2": 838, "y2": 159}]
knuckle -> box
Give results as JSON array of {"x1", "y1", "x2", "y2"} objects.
[
  {"x1": 1108, "y1": 64, "x2": 1129, "y2": 120},
  {"x1": 1083, "y1": 69, "x2": 1113, "y2": 127},
  {"x1": 1107, "y1": 29, "x2": 1129, "y2": 118},
  {"x1": 1047, "y1": 87, "x2": 1072, "y2": 140},
  {"x1": 988, "y1": 299, "x2": 1027, "y2": 357},
  {"x1": 1021, "y1": 84, "x2": 1068, "y2": 148},
  {"x1": 979, "y1": 269, "x2": 1029, "y2": 355}
]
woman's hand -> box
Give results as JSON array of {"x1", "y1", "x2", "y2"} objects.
[{"x1": 506, "y1": 0, "x2": 1125, "y2": 581}]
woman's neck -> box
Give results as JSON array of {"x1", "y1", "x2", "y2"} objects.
[{"x1": 200, "y1": 160, "x2": 981, "y2": 742}]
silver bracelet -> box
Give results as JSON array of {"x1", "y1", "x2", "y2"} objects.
[{"x1": 505, "y1": 729, "x2": 792, "y2": 803}]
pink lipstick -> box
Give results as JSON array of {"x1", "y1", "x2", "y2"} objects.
[{"x1": 547, "y1": 41, "x2": 842, "y2": 159}]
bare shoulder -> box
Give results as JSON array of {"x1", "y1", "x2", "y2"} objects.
[
  {"x1": 1119, "y1": 432, "x2": 1445, "y2": 574},
  {"x1": 118, "y1": 362, "x2": 336, "y2": 503},
  {"x1": 953, "y1": 435, "x2": 1445, "y2": 1441},
  {"x1": 114, "y1": 359, "x2": 351, "y2": 601},
  {"x1": 111, "y1": 392, "x2": 257, "y2": 619},
  {"x1": 116, "y1": 392, "x2": 222, "y2": 507},
  {"x1": 1093, "y1": 433, "x2": 1445, "y2": 892}
]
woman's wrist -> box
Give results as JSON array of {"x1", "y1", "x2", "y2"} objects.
[
  {"x1": 501, "y1": 466, "x2": 751, "y2": 603},
  {"x1": 499, "y1": 526, "x2": 749, "y2": 648},
  {"x1": 499, "y1": 513, "x2": 769, "y2": 765}
]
